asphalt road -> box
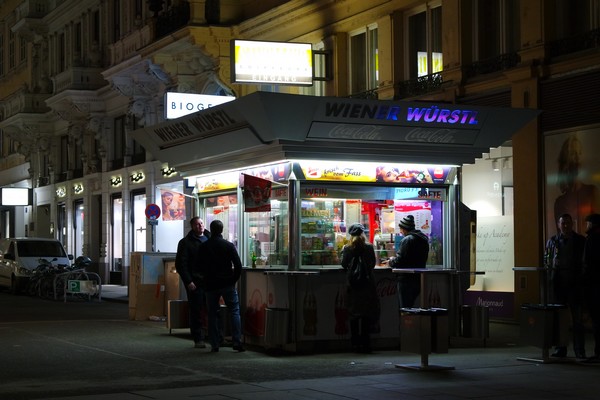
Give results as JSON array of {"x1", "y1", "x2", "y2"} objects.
[{"x1": 0, "y1": 290, "x2": 412, "y2": 399}]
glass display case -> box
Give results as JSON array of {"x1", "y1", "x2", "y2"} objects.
[{"x1": 300, "y1": 199, "x2": 347, "y2": 267}]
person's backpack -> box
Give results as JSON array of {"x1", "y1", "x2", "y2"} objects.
[{"x1": 348, "y1": 253, "x2": 370, "y2": 289}]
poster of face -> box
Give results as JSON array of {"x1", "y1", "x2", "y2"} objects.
[
  {"x1": 544, "y1": 126, "x2": 600, "y2": 237},
  {"x1": 160, "y1": 189, "x2": 186, "y2": 221}
]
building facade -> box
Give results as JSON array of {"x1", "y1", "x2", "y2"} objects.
[{"x1": 0, "y1": 0, "x2": 599, "y2": 318}]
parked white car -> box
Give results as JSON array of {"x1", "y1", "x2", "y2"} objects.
[{"x1": 0, "y1": 238, "x2": 73, "y2": 294}]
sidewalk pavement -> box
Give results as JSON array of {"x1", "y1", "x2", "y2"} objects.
[{"x1": 84, "y1": 284, "x2": 600, "y2": 400}]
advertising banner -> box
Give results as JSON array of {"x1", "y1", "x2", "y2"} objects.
[{"x1": 242, "y1": 174, "x2": 272, "y2": 212}]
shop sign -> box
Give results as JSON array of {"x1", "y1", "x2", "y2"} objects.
[
  {"x1": 309, "y1": 102, "x2": 486, "y2": 145},
  {"x1": 152, "y1": 108, "x2": 242, "y2": 149},
  {"x1": 231, "y1": 39, "x2": 313, "y2": 86},
  {"x1": 195, "y1": 162, "x2": 290, "y2": 194},
  {"x1": 297, "y1": 161, "x2": 451, "y2": 184},
  {"x1": 164, "y1": 92, "x2": 236, "y2": 119}
]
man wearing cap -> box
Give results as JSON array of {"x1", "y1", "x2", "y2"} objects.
[
  {"x1": 583, "y1": 213, "x2": 600, "y2": 361},
  {"x1": 388, "y1": 215, "x2": 429, "y2": 308}
]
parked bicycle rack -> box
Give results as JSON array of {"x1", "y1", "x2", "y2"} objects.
[{"x1": 53, "y1": 269, "x2": 102, "y2": 302}]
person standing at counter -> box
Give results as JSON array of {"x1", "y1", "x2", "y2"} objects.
[
  {"x1": 388, "y1": 215, "x2": 429, "y2": 308},
  {"x1": 545, "y1": 213, "x2": 586, "y2": 359},
  {"x1": 341, "y1": 223, "x2": 379, "y2": 353},
  {"x1": 583, "y1": 213, "x2": 600, "y2": 361},
  {"x1": 176, "y1": 217, "x2": 211, "y2": 349},
  {"x1": 201, "y1": 220, "x2": 245, "y2": 353}
]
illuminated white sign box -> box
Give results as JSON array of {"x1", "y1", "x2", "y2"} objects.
[
  {"x1": 164, "y1": 93, "x2": 236, "y2": 119},
  {"x1": 231, "y1": 39, "x2": 313, "y2": 86},
  {"x1": 1, "y1": 187, "x2": 31, "y2": 206}
]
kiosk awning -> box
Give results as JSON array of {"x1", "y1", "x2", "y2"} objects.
[{"x1": 131, "y1": 92, "x2": 540, "y2": 175}]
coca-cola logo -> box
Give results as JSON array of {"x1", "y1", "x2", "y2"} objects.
[
  {"x1": 327, "y1": 124, "x2": 383, "y2": 140},
  {"x1": 404, "y1": 128, "x2": 458, "y2": 143}
]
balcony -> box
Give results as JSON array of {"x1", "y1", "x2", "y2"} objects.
[
  {"x1": 548, "y1": 28, "x2": 600, "y2": 59},
  {"x1": 463, "y1": 53, "x2": 520, "y2": 80},
  {"x1": 52, "y1": 67, "x2": 107, "y2": 94}
]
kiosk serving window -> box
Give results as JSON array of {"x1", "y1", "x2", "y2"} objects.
[
  {"x1": 244, "y1": 196, "x2": 289, "y2": 268},
  {"x1": 300, "y1": 184, "x2": 447, "y2": 269},
  {"x1": 205, "y1": 194, "x2": 239, "y2": 246}
]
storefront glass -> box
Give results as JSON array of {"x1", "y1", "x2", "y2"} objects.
[
  {"x1": 299, "y1": 184, "x2": 446, "y2": 268},
  {"x1": 204, "y1": 193, "x2": 239, "y2": 246}
]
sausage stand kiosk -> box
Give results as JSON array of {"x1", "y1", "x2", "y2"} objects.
[{"x1": 132, "y1": 92, "x2": 539, "y2": 352}]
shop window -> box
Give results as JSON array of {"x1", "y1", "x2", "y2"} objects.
[
  {"x1": 349, "y1": 25, "x2": 379, "y2": 96},
  {"x1": 131, "y1": 190, "x2": 146, "y2": 251},
  {"x1": 300, "y1": 185, "x2": 445, "y2": 268},
  {"x1": 243, "y1": 193, "x2": 289, "y2": 268},
  {"x1": 73, "y1": 200, "x2": 84, "y2": 258},
  {"x1": 57, "y1": 203, "x2": 66, "y2": 246},
  {"x1": 406, "y1": 2, "x2": 442, "y2": 79},
  {"x1": 472, "y1": 0, "x2": 519, "y2": 61},
  {"x1": 204, "y1": 193, "x2": 239, "y2": 248},
  {"x1": 111, "y1": 195, "x2": 123, "y2": 273}
]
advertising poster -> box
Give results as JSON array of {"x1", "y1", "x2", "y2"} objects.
[
  {"x1": 160, "y1": 189, "x2": 186, "y2": 221},
  {"x1": 298, "y1": 161, "x2": 451, "y2": 184},
  {"x1": 243, "y1": 174, "x2": 272, "y2": 212},
  {"x1": 544, "y1": 127, "x2": 600, "y2": 237}
]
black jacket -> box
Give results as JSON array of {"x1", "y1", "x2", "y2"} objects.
[
  {"x1": 200, "y1": 234, "x2": 242, "y2": 290},
  {"x1": 584, "y1": 228, "x2": 600, "y2": 284},
  {"x1": 175, "y1": 229, "x2": 210, "y2": 287},
  {"x1": 388, "y1": 230, "x2": 429, "y2": 269}
]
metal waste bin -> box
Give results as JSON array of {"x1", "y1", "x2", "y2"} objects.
[
  {"x1": 400, "y1": 308, "x2": 448, "y2": 354},
  {"x1": 520, "y1": 303, "x2": 568, "y2": 348},
  {"x1": 461, "y1": 305, "x2": 489, "y2": 339},
  {"x1": 264, "y1": 308, "x2": 290, "y2": 347}
]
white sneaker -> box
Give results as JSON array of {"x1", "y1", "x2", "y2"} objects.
[{"x1": 194, "y1": 341, "x2": 207, "y2": 349}]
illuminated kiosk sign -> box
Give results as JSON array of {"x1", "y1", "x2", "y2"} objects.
[
  {"x1": 231, "y1": 39, "x2": 313, "y2": 86},
  {"x1": 165, "y1": 93, "x2": 235, "y2": 119}
]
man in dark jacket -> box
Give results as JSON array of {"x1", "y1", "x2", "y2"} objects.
[
  {"x1": 583, "y1": 213, "x2": 600, "y2": 361},
  {"x1": 388, "y1": 215, "x2": 429, "y2": 308},
  {"x1": 176, "y1": 217, "x2": 210, "y2": 348},
  {"x1": 200, "y1": 219, "x2": 244, "y2": 352},
  {"x1": 546, "y1": 213, "x2": 586, "y2": 358}
]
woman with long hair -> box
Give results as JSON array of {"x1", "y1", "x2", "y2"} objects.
[{"x1": 341, "y1": 223, "x2": 380, "y2": 352}]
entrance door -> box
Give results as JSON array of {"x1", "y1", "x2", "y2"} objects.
[
  {"x1": 73, "y1": 200, "x2": 84, "y2": 258},
  {"x1": 111, "y1": 194, "x2": 123, "y2": 284},
  {"x1": 131, "y1": 191, "x2": 146, "y2": 251}
]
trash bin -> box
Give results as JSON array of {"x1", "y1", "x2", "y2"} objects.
[
  {"x1": 462, "y1": 305, "x2": 489, "y2": 339},
  {"x1": 400, "y1": 308, "x2": 448, "y2": 354},
  {"x1": 264, "y1": 308, "x2": 290, "y2": 347},
  {"x1": 520, "y1": 303, "x2": 568, "y2": 348}
]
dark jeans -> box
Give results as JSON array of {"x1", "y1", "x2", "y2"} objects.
[
  {"x1": 186, "y1": 286, "x2": 206, "y2": 343},
  {"x1": 206, "y1": 285, "x2": 242, "y2": 349},
  {"x1": 398, "y1": 275, "x2": 421, "y2": 308},
  {"x1": 554, "y1": 283, "x2": 585, "y2": 355},
  {"x1": 350, "y1": 316, "x2": 372, "y2": 348}
]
